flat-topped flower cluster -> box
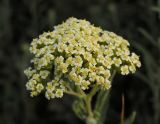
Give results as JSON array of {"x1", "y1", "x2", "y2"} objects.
[{"x1": 24, "y1": 17, "x2": 141, "y2": 99}]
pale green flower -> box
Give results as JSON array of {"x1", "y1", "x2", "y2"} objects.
[
  {"x1": 40, "y1": 70, "x2": 50, "y2": 79},
  {"x1": 55, "y1": 89, "x2": 63, "y2": 98},
  {"x1": 121, "y1": 65, "x2": 129, "y2": 75},
  {"x1": 36, "y1": 84, "x2": 44, "y2": 93}
]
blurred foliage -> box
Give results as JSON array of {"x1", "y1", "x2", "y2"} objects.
[
  {"x1": 0, "y1": 0, "x2": 160, "y2": 124},
  {"x1": 133, "y1": 25, "x2": 160, "y2": 124},
  {"x1": 125, "y1": 111, "x2": 136, "y2": 124}
]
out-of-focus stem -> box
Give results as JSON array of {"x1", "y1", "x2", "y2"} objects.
[{"x1": 120, "y1": 95, "x2": 125, "y2": 124}]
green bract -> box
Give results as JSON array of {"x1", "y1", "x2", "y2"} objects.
[{"x1": 24, "y1": 17, "x2": 141, "y2": 99}]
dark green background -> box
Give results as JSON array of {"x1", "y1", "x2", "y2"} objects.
[{"x1": 0, "y1": 0, "x2": 160, "y2": 124}]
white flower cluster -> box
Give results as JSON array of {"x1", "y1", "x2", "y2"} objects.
[{"x1": 24, "y1": 17, "x2": 141, "y2": 99}]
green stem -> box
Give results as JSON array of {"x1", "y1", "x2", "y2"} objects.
[
  {"x1": 85, "y1": 96, "x2": 92, "y2": 117},
  {"x1": 85, "y1": 95, "x2": 97, "y2": 124},
  {"x1": 85, "y1": 85, "x2": 99, "y2": 124},
  {"x1": 77, "y1": 86, "x2": 86, "y2": 96},
  {"x1": 65, "y1": 90, "x2": 83, "y2": 98},
  {"x1": 88, "y1": 85, "x2": 99, "y2": 98}
]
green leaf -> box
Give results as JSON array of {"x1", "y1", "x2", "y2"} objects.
[
  {"x1": 72, "y1": 98, "x2": 86, "y2": 120},
  {"x1": 94, "y1": 90, "x2": 110, "y2": 124},
  {"x1": 138, "y1": 28, "x2": 157, "y2": 47},
  {"x1": 150, "y1": 6, "x2": 160, "y2": 13},
  {"x1": 125, "y1": 111, "x2": 136, "y2": 124},
  {"x1": 132, "y1": 42, "x2": 157, "y2": 82}
]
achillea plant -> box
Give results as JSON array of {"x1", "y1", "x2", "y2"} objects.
[{"x1": 24, "y1": 17, "x2": 141, "y2": 124}]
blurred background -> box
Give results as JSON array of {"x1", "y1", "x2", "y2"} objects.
[{"x1": 0, "y1": 0, "x2": 160, "y2": 124}]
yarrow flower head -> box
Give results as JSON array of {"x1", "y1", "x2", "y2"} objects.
[{"x1": 24, "y1": 17, "x2": 141, "y2": 99}]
